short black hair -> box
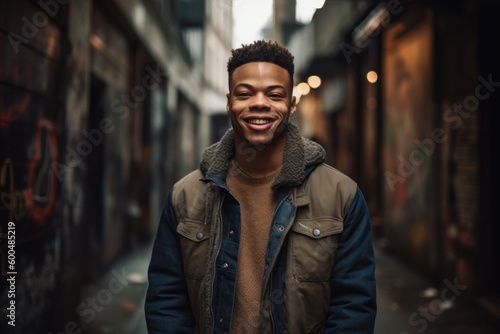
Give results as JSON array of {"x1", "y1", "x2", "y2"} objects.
[{"x1": 227, "y1": 40, "x2": 294, "y2": 85}]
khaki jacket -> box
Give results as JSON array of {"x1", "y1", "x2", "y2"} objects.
[{"x1": 146, "y1": 124, "x2": 377, "y2": 333}]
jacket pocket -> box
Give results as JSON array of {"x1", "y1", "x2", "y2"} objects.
[
  {"x1": 290, "y1": 217, "x2": 343, "y2": 282},
  {"x1": 177, "y1": 220, "x2": 211, "y2": 279}
]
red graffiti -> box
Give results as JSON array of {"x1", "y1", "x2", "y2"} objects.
[
  {"x1": 1, "y1": 118, "x2": 59, "y2": 225},
  {"x1": 27, "y1": 118, "x2": 59, "y2": 225}
]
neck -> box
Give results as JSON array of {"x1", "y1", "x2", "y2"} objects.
[{"x1": 234, "y1": 135, "x2": 286, "y2": 178}]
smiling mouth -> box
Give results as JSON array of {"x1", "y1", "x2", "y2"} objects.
[{"x1": 245, "y1": 119, "x2": 273, "y2": 125}]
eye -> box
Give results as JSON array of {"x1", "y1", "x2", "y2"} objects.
[
  {"x1": 236, "y1": 91, "x2": 251, "y2": 98},
  {"x1": 269, "y1": 93, "x2": 284, "y2": 99}
]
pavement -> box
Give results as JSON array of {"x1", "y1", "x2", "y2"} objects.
[
  {"x1": 373, "y1": 243, "x2": 500, "y2": 334},
  {"x1": 78, "y1": 241, "x2": 500, "y2": 334},
  {"x1": 78, "y1": 244, "x2": 151, "y2": 334}
]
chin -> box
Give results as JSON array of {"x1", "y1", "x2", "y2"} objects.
[{"x1": 244, "y1": 135, "x2": 275, "y2": 147}]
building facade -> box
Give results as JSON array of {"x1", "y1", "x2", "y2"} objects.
[
  {"x1": 283, "y1": 0, "x2": 500, "y2": 319},
  {"x1": 0, "y1": 0, "x2": 232, "y2": 332}
]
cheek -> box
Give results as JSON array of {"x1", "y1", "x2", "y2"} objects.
[
  {"x1": 228, "y1": 110, "x2": 241, "y2": 123},
  {"x1": 279, "y1": 105, "x2": 293, "y2": 118},
  {"x1": 228, "y1": 102, "x2": 245, "y2": 115}
]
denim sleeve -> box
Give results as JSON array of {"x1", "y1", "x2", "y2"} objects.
[
  {"x1": 145, "y1": 190, "x2": 196, "y2": 333},
  {"x1": 324, "y1": 188, "x2": 377, "y2": 333}
]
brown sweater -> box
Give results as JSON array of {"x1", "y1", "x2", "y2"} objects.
[{"x1": 227, "y1": 160, "x2": 279, "y2": 333}]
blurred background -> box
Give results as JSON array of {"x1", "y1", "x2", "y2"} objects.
[{"x1": 1, "y1": 0, "x2": 500, "y2": 333}]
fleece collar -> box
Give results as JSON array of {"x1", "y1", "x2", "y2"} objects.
[{"x1": 199, "y1": 123, "x2": 326, "y2": 189}]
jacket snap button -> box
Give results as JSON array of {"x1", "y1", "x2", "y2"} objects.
[
  {"x1": 229, "y1": 230, "x2": 234, "y2": 235},
  {"x1": 313, "y1": 228, "x2": 321, "y2": 236},
  {"x1": 222, "y1": 263, "x2": 229, "y2": 269},
  {"x1": 196, "y1": 232, "x2": 204, "y2": 240},
  {"x1": 277, "y1": 225, "x2": 285, "y2": 232}
]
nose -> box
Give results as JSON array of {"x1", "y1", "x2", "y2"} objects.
[{"x1": 249, "y1": 92, "x2": 270, "y2": 111}]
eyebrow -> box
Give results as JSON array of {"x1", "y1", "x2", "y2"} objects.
[{"x1": 233, "y1": 83, "x2": 287, "y2": 91}]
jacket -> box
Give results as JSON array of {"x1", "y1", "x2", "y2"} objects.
[{"x1": 145, "y1": 124, "x2": 377, "y2": 333}]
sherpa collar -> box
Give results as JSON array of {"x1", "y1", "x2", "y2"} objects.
[{"x1": 199, "y1": 123, "x2": 326, "y2": 188}]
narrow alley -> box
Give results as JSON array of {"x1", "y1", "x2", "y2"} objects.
[{"x1": 1, "y1": 0, "x2": 500, "y2": 333}]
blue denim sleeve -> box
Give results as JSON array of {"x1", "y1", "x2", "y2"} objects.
[
  {"x1": 145, "y1": 190, "x2": 196, "y2": 333},
  {"x1": 324, "y1": 187, "x2": 377, "y2": 333}
]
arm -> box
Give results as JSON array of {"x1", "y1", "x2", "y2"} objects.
[
  {"x1": 324, "y1": 188, "x2": 377, "y2": 333},
  {"x1": 145, "y1": 190, "x2": 196, "y2": 333}
]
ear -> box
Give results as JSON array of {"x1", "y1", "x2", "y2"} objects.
[
  {"x1": 226, "y1": 93, "x2": 231, "y2": 115},
  {"x1": 289, "y1": 95, "x2": 297, "y2": 117}
]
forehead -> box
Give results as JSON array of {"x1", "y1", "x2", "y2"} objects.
[{"x1": 230, "y1": 62, "x2": 292, "y2": 89}]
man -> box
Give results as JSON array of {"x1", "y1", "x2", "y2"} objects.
[{"x1": 145, "y1": 40, "x2": 377, "y2": 333}]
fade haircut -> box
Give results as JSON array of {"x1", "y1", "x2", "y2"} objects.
[{"x1": 227, "y1": 40, "x2": 295, "y2": 87}]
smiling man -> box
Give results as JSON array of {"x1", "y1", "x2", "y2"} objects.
[{"x1": 145, "y1": 40, "x2": 377, "y2": 334}]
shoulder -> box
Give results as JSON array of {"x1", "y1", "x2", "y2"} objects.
[
  {"x1": 304, "y1": 163, "x2": 359, "y2": 216},
  {"x1": 308, "y1": 163, "x2": 357, "y2": 192},
  {"x1": 171, "y1": 169, "x2": 207, "y2": 221},
  {"x1": 172, "y1": 169, "x2": 206, "y2": 202},
  {"x1": 173, "y1": 169, "x2": 204, "y2": 191}
]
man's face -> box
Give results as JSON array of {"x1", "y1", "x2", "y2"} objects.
[{"x1": 226, "y1": 62, "x2": 296, "y2": 147}]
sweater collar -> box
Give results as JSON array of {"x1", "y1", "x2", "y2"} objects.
[{"x1": 199, "y1": 123, "x2": 326, "y2": 189}]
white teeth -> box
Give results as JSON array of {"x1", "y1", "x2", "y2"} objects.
[{"x1": 247, "y1": 119, "x2": 271, "y2": 124}]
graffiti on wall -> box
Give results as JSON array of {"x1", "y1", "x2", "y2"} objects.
[
  {"x1": 0, "y1": 1, "x2": 62, "y2": 330},
  {"x1": 382, "y1": 14, "x2": 437, "y2": 272},
  {"x1": 0, "y1": 85, "x2": 61, "y2": 330},
  {"x1": 0, "y1": 233, "x2": 59, "y2": 330},
  {"x1": 1, "y1": 118, "x2": 59, "y2": 225}
]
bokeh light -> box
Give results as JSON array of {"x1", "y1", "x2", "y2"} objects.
[
  {"x1": 367, "y1": 71, "x2": 378, "y2": 83},
  {"x1": 307, "y1": 75, "x2": 322, "y2": 89}
]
